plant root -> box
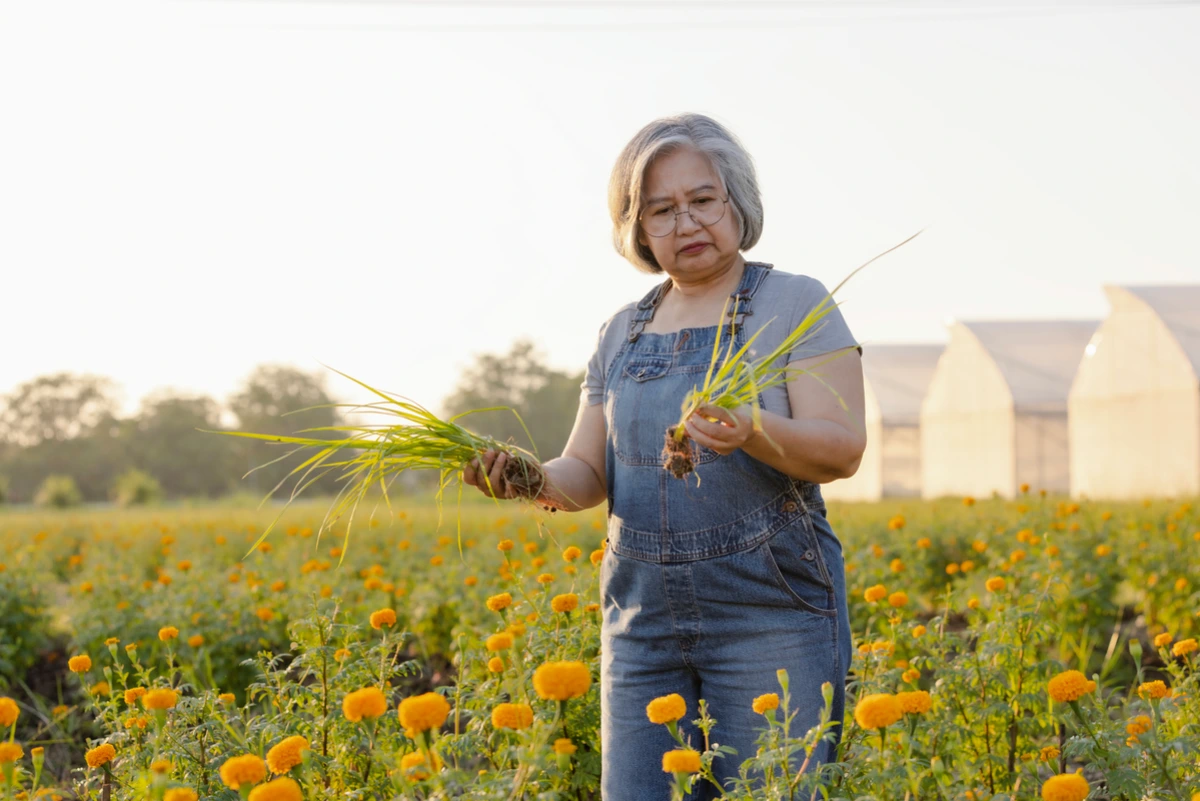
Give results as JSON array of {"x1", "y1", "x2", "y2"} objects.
[{"x1": 662, "y1": 425, "x2": 696, "y2": 480}]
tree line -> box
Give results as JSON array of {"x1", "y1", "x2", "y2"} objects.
[{"x1": 0, "y1": 340, "x2": 583, "y2": 506}]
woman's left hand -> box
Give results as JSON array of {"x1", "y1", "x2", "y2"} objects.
[{"x1": 684, "y1": 404, "x2": 757, "y2": 455}]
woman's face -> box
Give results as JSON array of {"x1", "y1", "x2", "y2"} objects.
[{"x1": 636, "y1": 146, "x2": 742, "y2": 281}]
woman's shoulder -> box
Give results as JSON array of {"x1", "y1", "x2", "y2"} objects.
[{"x1": 757, "y1": 267, "x2": 835, "y2": 305}]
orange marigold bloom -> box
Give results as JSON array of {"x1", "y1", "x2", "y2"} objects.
[
  {"x1": 85, "y1": 743, "x2": 117, "y2": 768},
  {"x1": 853, "y1": 693, "x2": 903, "y2": 730},
  {"x1": 150, "y1": 759, "x2": 172, "y2": 773},
  {"x1": 646, "y1": 694, "x2": 686, "y2": 724},
  {"x1": 551, "y1": 593, "x2": 579, "y2": 613},
  {"x1": 536, "y1": 573, "x2": 555, "y2": 584},
  {"x1": 334, "y1": 648, "x2": 351, "y2": 662},
  {"x1": 399, "y1": 751, "x2": 434, "y2": 780},
  {"x1": 986, "y1": 577, "x2": 1006, "y2": 592},
  {"x1": 369, "y1": 609, "x2": 397, "y2": 629},
  {"x1": 863, "y1": 585, "x2": 887, "y2": 603},
  {"x1": 342, "y1": 687, "x2": 388, "y2": 722},
  {"x1": 266, "y1": 735, "x2": 309, "y2": 774},
  {"x1": 661, "y1": 749, "x2": 701, "y2": 773},
  {"x1": 912, "y1": 625, "x2": 927, "y2": 638},
  {"x1": 142, "y1": 688, "x2": 179, "y2": 710},
  {"x1": 164, "y1": 790, "x2": 199, "y2": 801},
  {"x1": 533, "y1": 661, "x2": 592, "y2": 701},
  {"x1": 219, "y1": 754, "x2": 267, "y2": 790},
  {"x1": 916, "y1": 538, "x2": 932, "y2": 549},
  {"x1": 255, "y1": 608, "x2": 275, "y2": 623},
  {"x1": 487, "y1": 657, "x2": 504, "y2": 673},
  {"x1": 1125, "y1": 715, "x2": 1152, "y2": 736},
  {"x1": 398, "y1": 692, "x2": 451, "y2": 733},
  {"x1": 590, "y1": 549, "x2": 604, "y2": 566},
  {"x1": 68, "y1": 654, "x2": 92, "y2": 673},
  {"x1": 485, "y1": 632, "x2": 514, "y2": 652},
  {"x1": 497, "y1": 539, "x2": 514, "y2": 552},
  {"x1": 1040, "y1": 772, "x2": 1089, "y2": 801},
  {"x1": 553, "y1": 738, "x2": 577, "y2": 755},
  {"x1": 486, "y1": 593, "x2": 513, "y2": 612},
  {"x1": 188, "y1": 635, "x2": 204, "y2": 648},
  {"x1": 562, "y1": 546, "x2": 582, "y2": 561},
  {"x1": 1137, "y1": 680, "x2": 1170, "y2": 700},
  {"x1": 1047, "y1": 671, "x2": 1096, "y2": 703},
  {"x1": 752, "y1": 693, "x2": 779, "y2": 715},
  {"x1": 1172, "y1": 638, "x2": 1198, "y2": 657},
  {"x1": 491, "y1": 702, "x2": 534, "y2": 730},
  {"x1": 896, "y1": 690, "x2": 932, "y2": 714},
  {"x1": 888, "y1": 591, "x2": 908, "y2": 608},
  {"x1": 158, "y1": 626, "x2": 179, "y2": 642},
  {"x1": 0, "y1": 742, "x2": 23, "y2": 764},
  {"x1": 219, "y1": 693, "x2": 236, "y2": 704},
  {"x1": 1039, "y1": 746, "x2": 1060, "y2": 762},
  {"x1": 584, "y1": 603, "x2": 600, "y2": 613},
  {"x1": 0, "y1": 697, "x2": 19, "y2": 727}
]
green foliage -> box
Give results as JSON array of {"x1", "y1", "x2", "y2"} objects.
[
  {"x1": 0, "y1": 474, "x2": 8, "y2": 505},
  {"x1": 33, "y1": 474, "x2": 83, "y2": 508},
  {"x1": 111, "y1": 468, "x2": 164, "y2": 507}
]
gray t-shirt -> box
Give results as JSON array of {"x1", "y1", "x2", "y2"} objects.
[{"x1": 581, "y1": 267, "x2": 860, "y2": 420}]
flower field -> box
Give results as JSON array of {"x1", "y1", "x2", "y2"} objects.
[{"x1": 0, "y1": 493, "x2": 1197, "y2": 800}]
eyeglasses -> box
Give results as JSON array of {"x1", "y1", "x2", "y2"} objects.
[{"x1": 639, "y1": 195, "x2": 730, "y2": 238}]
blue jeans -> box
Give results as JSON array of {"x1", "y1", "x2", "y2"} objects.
[{"x1": 597, "y1": 264, "x2": 853, "y2": 799}]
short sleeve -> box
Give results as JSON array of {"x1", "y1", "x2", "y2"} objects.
[
  {"x1": 580, "y1": 320, "x2": 611, "y2": 407},
  {"x1": 784, "y1": 277, "x2": 862, "y2": 363}
]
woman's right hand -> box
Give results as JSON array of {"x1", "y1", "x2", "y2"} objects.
[{"x1": 463, "y1": 448, "x2": 517, "y2": 499}]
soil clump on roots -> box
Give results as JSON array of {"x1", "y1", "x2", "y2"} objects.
[{"x1": 662, "y1": 425, "x2": 697, "y2": 479}]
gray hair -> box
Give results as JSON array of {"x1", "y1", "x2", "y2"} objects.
[{"x1": 608, "y1": 113, "x2": 763, "y2": 274}]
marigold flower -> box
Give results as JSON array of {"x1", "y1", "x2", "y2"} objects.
[
  {"x1": 896, "y1": 690, "x2": 931, "y2": 714},
  {"x1": 967, "y1": 597, "x2": 980, "y2": 610},
  {"x1": 661, "y1": 749, "x2": 701, "y2": 773},
  {"x1": 1172, "y1": 638, "x2": 1197, "y2": 657},
  {"x1": 646, "y1": 694, "x2": 687, "y2": 724},
  {"x1": 85, "y1": 743, "x2": 117, "y2": 768},
  {"x1": 398, "y1": 692, "x2": 451, "y2": 732},
  {"x1": 164, "y1": 790, "x2": 199, "y2": 801},
  {"x1": 1041, "y1": 772, "x2": 1089, "y2": 801},
  {"x1": 486, "y1": 593, "x2": 513, "y2": 612},
  {"x1": 1154, "y1": 632, "x2": 1173, "y2": 647},
  {"x1": 0, "y1": 742, "x2": 23, "y2": 764},
  {"x1": 124, "y1": 716, "x2": 149, "y2": 729},
  {"x1": 487, "y1": 657, "x2": 504, "y2": 673},
  {"x1": 890, "y1": 558, "x2": 905, "y2": 573},
  {"x1": 1094, "y1": 544, "x2": 1112, "y2": 557},
  {"x1": 853, "y1": 693, "x2": 903, "y2": 730},
  {"x1": 1137, "y1": 680, "x2": 1170, "y2": 700},
  {"x1": 334, "y1": 648, "x2": 351, "y2": 662},
  {"x1": 246, "y1": 776, "x2": 302, "y2": 801},
  {"x1": 946, "y1": 563, "x2": 960, "y2": 575},
  {"x1": 255, "y1": 608, "x2": 275, "y2": 623},
  {"x1": 90, "y1": 680, "x2": 111, "y2": 696},
  {"x1": 497, "y1": 539, "x2": 514, "y2": 552},
  {"x1": 916, "y1": 537, "x2": 931, "y2": 548},
  {"x1": 551, "y1": 593, "x2": 579, "y2": 613},
  {"x1": 342, "y1": 687, "x2": 388, "y2": 722},
  {"x1": 485, "y1": 632, "x2": 514, "y2": 652},
  {"x1": 399, "y1": 751, "x2": 433, "y2": 780},
  {"x1": 533, "y1": 661, "x2": 592, "y2": 700},
  {"x1": 188, "y1": 635, "x2": 204, "y2": 648},
  {"x1": 219, "y1": 693, "x2": 236, "y2": 704},
  {"x1": 863, "y1": 584, "x2": 887, "y2": 603},
  {"x1": 0, "y1": 697, "x2": 19, "y2": 727},
  {"x1": 888, "y1": 515, "x2": 905, "y2": 530},
  {"x1": 752, "y1": 693, "x2": 779, "y2": 715},
  {"x1": 264, "y1": 735, "x2": 309, "y2": 774},
  {"x1": 536, "y1": 573, "x2": 555, "y2": 584},
  {"x1": 590, "y1": 549, "x2": 604, "y2": 566},
  {"x1": 902, "y1": 668, "x2": 921, "y2": 684},
  {"x1": 491, "y1": 702, "x2": 534, "y2": 730},
  {"x1": 1125, "y1": 715, "x2": 1152, "y2": 736},
  {"x1": 68, "y1": 654, "x2": 92, "y2": 673},
  {"x1": 562, "y1": 546, "x2": 582, "y2": 561},
  {"x1": 986, "y1": 577, "x2": 1006, "y2": 592},
  {"x1": 584, "y1": 603, "x2": 600, "y2": 613},
  {"x1": 369, "y1": 609, "x2": 397, "y2": 629},
  {"x1": 553, "y1": 737, "x2": 577, "y2": 755},
  {"x1": 219, "y1": 755, "x2": 267, "y2": 789},
  {"x1": 1039, "y1": 745, "x2": 1060, "y2": 762},
  {"x1": 1046, "y1": 671, "x2": 1095, "y2": 703},
  {"x1": 150, "y1": 759, "x2": 172, "y2": 773},
  {"x1": 158, "y1": 626, "x2": 179, "y2": 642},
  {"x1": 143, "y1": 688, "x2": 178, "y2": 710},
  {"x1": 888, "y1": 591, "x2": 908, "y2": 608},
  {"x1": 960, "y1": 560, "x2": 975, "y2": 572},
  {"x1": 912, "y1": 625, "x2": 926, "y2": 638}
]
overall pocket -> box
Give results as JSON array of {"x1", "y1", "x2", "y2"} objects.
[{"x1": 761, "y1": 513, "x2": 837, "y2": 617}]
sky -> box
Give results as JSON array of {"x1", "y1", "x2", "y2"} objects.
[{"x1": 2, "y1": 0, "x2": 1198, "y2": 425}]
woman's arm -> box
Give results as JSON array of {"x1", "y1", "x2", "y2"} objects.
[
  {"x1": 462, "y1": 398, "x2": 608, "y2": 512},
  {"x1": 684, "y1": 348, "x2": 867, "y2": 484}
]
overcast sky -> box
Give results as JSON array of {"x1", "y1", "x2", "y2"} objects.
[{"x1": 2, "y1": 0, "x2": 1197, "y2": 424}]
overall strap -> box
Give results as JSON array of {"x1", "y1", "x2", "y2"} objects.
[
  {"x1": 725, "y1": 262, "x2": 774, "y2": 335},
  {"x1": 627, "y1": 278, "x2": 671, "y2": 343}
]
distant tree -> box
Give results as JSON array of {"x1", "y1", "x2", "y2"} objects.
[
  {"x1": 111, "y1": 468, "x2": 164, "y2": 507},
  {"x1": 128, "y1": 391, "x2": 240, "y2": 498},
  {"x1": 34, "y1": 474, "x2": 83, "y2": 508},
  {"x1": 0, "y1": 474, "x2": 8, "y2": 505},
  {"x1": 0, "y1": 373, "x2": 120, "y2": 448},
  {"x1": 226, "y1": 365, "x2": 344, "y2": 498},
  {"x1": 442, "y1": 339, "x2": 584, "y2": 464}
]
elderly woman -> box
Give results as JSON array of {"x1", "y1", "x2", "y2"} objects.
[{"x1": 465, "y1": 112, "x2": 865, "y2": 799}]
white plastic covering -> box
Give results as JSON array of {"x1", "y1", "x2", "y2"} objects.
[
  {"x1": 921, "y1": 320, "x2": 1097, "y2": 499},
  {"x1": 1069, "y1": 285, "x2": 1200, "y2": 499},
  {"x1": 823, "y1": 345, "x2": 942, "y2": 501}
]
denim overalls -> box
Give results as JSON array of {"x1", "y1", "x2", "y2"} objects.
[{"x1": 598, "y1": 262, "x2": 853, "y2": 800}]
